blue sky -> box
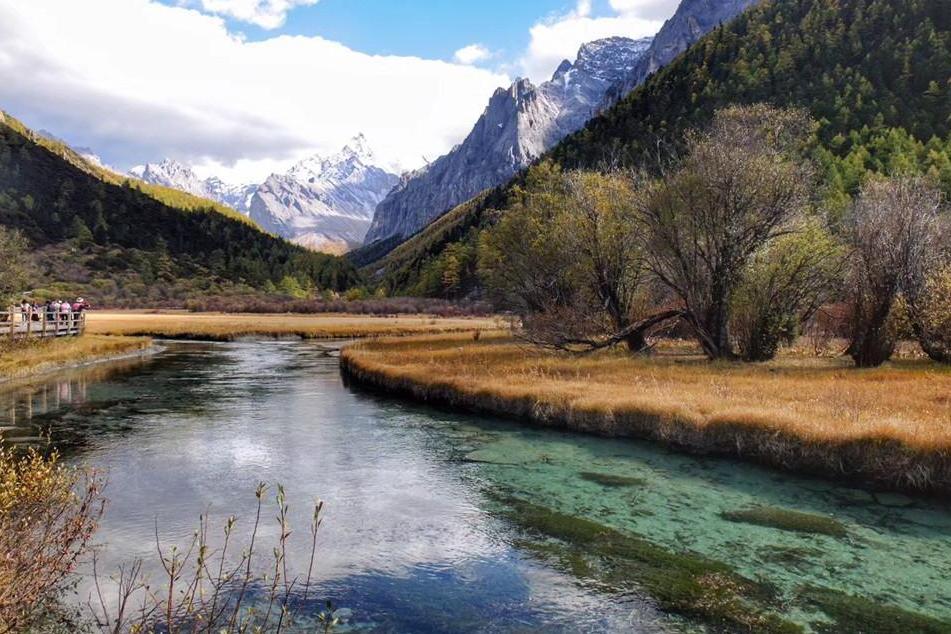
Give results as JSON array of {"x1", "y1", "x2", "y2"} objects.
[
  {"x1": 294, "y1": 1, "x2": 565, "y2": 58},
  {"x1": 0, "y1": 0, "x2": 676, "y2": 181},
  {"x1": 225, "y1": 0, "x2": 576, "y2": 60}
]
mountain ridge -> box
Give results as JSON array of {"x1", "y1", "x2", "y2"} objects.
[
  {"x1": 0, "y1": 110, "x2": 360, "y2": 303},
  {"x1": 361, "y1": 36, "x2": 652, "y2": 249},
  {"x1": 131, "y1": 135, "x2": 399, "y2": 254},
  {"x1": 359, "y1": 0, "x2": 951, "y2": 298}
]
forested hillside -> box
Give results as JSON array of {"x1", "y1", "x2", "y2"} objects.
[
  {"x1": 0, "y1": 113, "x2": 360, "y2": 304},
  {"x1": 367, "y1": 0, "x2": 951, "y2": 297}
]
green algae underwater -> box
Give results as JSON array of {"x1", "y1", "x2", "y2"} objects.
[{"x1": 457, "y1": 429, "x2": 951, "y2": 633}]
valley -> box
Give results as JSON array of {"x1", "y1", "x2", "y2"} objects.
[{"x1": 1, "y1": 0, "x2": 949, "y2": 631}]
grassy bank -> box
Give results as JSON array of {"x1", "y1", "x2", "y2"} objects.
[
  {"x1": 341, "y1": 334, "x2": 951, "y2": 495},
  {"x1": 0, "y1": 335, "x2": 152, "y2": 383},
  {"x1": 86, "y1": 311, "x2": 501, "y2": 341}
]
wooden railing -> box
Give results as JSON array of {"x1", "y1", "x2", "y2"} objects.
[{"x1": 2, "y1": 308, "x2": 87, "y2": 340}]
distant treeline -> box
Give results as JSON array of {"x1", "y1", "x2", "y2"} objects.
[{"x1": 182, "y1": 295, "x2": 495, "y2": 317}]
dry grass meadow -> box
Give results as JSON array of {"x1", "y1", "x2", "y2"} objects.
[
  {"x1": 0, "y1": 335, "x2": 151, "y2": 383},
  {"x1": 342, "y1": 333, "x2": 951, "y2": 494},
  {"x1": 86, "y1": 311, "x2": 502, "y2": 341}
]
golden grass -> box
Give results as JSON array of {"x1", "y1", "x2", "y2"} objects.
[
  {"x1": 342, "y1": 333, "x2": 951, "y2": 494},
  {"x1": 0, "y1": 335, "x2": 152, "y2": 383},
  {"x1": 86, "y1": 311, "x2": 502, "y2": 341}
]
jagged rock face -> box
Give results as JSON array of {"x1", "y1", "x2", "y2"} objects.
[
  {"x1": 604, "y1": 0, "x2": 760, "y2": 106},
  {"x1": 249, "y1": 135, "x2": 399, "y2": 254},
  {"x1": 364, "y1": 36, "x2": 652, "y2": 246},
  {"x1": 129, "y1": 159, "x2": 256, "y2": 213}
]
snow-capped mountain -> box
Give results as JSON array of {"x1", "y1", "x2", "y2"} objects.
[
  {"x1": 363, "y1": 36, "x2": 651, "y2": 247},
  {"x1": 129, "y1": 160, "x2": 257, "y2": 213},
  {"x1": 603, "y1": 0, "x2": 761, "y2": 107},
  {"x1": 249, "y1": 135, "x2": 400, "y2": 254}
]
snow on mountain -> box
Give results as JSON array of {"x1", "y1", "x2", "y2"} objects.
[
  {"x1": 363, "y1": 36, "x2": 652, "y2": 247},
  {"x1": 128, "y1": 159, "x2": 257, "y2": 214},
  {"x1": 603, "y1": 0, "x2": 761, "y2": 107},
  {"x1": 248, "y1": 135, "x2": 400, "y2": 254}
]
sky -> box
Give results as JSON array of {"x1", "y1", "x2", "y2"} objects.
[{"x1": 0, "y1": 0, "x2": 678, "y2": 183}]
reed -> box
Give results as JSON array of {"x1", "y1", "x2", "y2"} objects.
[
  {"x1": 86, "y1": 311, "x2": 501, "y2": 342},
  {"x1": 341, "y1": 333, "x2": 951, "y2": 495}
]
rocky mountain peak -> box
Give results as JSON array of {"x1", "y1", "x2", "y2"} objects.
[
  {"x1": 249, "y1": 135, "x2": 399, "y2": 254},
  {"x1": 129, "y1": 159, "x2": 255, "y2": 214},
  {"x1": 363, "y1": 35, "x2": 652, "y2": 248}
]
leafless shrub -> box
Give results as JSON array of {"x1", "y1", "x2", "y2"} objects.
[
  {"x1": 182, "y1": 295, "x2": 493, "y2": 318},
  {"x1": 89, "y1": 483, "x2": 329, "y2": 634}
]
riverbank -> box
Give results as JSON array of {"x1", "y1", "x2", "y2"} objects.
[
  {"x1": 341, "y1": 333, "x2": 951, "y2": 496},
  {"x1": 0, "y1": 335, "x2": 152, "y2": 384},
  {"x1": 86, "y1": 311, "x2": 500, "y2": 341}
]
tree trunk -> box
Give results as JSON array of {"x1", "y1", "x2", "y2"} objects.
[
  {"x1": 848, "y1": 299, "x2": 896, "y2": 368},
  {"x1": 910, "y1": 317, "x2": 951, "y2": 365},
  {"x1": 623, "y1": 330, "x2": 649, "y2": 354}
]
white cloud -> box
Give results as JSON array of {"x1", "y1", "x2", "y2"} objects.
[
  {"x1": 609, "y1": 0, "x2": 679, "y2": 20},
  {"x1": 188, "y1": 0, "x2": 318, "y2": 30},
  {"x1": 453, "y1": 44, "x2": 491, "y2": 66},
  {"x1": 0, "y1": 0, "x2": 511, "y2": 183},
  {"x1": 517, "y1": 0, "x2": 671, "y2": 83}
]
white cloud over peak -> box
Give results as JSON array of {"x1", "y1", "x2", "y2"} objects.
[
  {"x1": 517, "y1": 0, "x2": 667, "y2": 83},
  {"x1": 453, "y1": 44, "x2": 492, "y2": 66},
  {"x1": 0, "y1": 0, "x2": 510, "y2": 183},
  {"x1": 187, "y1": 0, "x2": 318, "y2": 30}
]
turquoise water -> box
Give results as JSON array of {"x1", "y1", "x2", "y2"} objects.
[{"x1": 2, "y1": 340, "x2": 949, "y2": 632}]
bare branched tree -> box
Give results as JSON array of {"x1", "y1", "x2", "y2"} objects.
[
  {"x1": 846, "y1": 176, "x2": 946, "y2": 367},
  {"x1": 639, "y1": 104, "x2": 815, "y2": 360}
]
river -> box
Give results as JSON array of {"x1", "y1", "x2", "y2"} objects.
[{"x1": 2, "y1": 340, "x2": 949, "y2": 632}]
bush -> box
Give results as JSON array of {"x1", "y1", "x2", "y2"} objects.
[
  {"x1": 0, "y1": 448, "x2": 103, "y2": 631},
  {"x1": 910, "y1": 264, "x2": 951, "y2": 363},
  {"x1": 730, "y1": 221, "x2": 845, "y2": 362}
]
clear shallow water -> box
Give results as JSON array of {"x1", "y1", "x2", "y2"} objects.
[{"x1": 2, "y1": 341, "x2": 950, "y2": 632}]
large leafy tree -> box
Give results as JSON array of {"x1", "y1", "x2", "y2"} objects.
[{"x1": 479, "y1": 164, "x2": 676, "y2": 353}]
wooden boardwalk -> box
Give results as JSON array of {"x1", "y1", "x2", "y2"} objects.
[{"x1": 2, "y1": 309, "x2": 86, "y2": 340}]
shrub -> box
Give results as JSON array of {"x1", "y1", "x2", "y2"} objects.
[
  {"x1": 0, "y1": 448, "x2": 103, "y2": 631},
  {"x1": 730, "y1": 221, "x2": 845, "y2": 362},
  {"x1": 909, "y1": 263, "x2": 951, "y2": 363}
]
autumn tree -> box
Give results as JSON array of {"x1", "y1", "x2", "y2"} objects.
[
  {"x1": 908, "y1": 263, "x2": 951, "y2": 364},
  {"x1": 479, "y1": 164, "x2": 677, "y2": 353},
  {"x1": 640, "y1": 105, "x2": 814, "y2": 360},
  {"x1": 846, "y1": 176, "x2": 946, "y2": 367}
]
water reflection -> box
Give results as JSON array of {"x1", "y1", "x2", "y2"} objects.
[{"x1": 2, "y1": 342, "x2": 661, "y2": 632}]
